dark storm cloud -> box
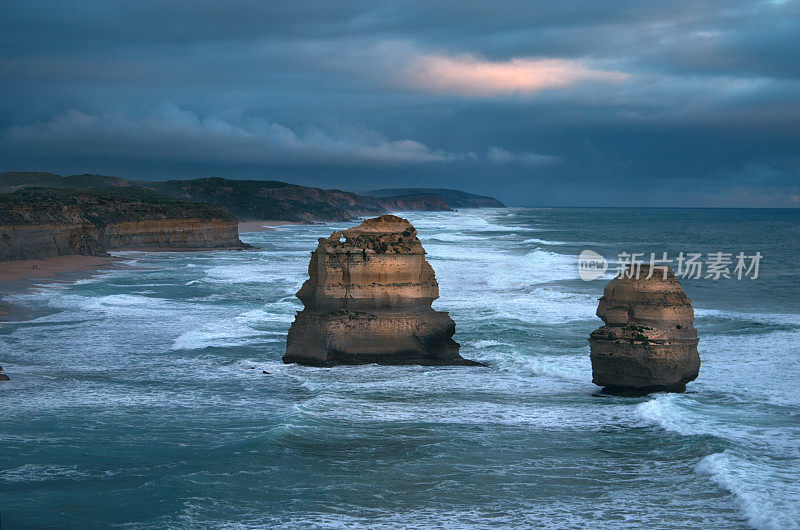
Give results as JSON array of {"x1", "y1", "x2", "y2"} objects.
[{"x1": 0, "y1": 0, "x2": 798, "y2": 206}]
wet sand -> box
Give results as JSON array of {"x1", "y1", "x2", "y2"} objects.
[
  {"x1": 0, "y1": 255, "x2": 117, "y2": 287},
  {"x1": 0, "y1": 243, "x2": 261, "y2": 320},
  {"x1": 0, "y1": 255, "x2": 121, "y2": 320}
]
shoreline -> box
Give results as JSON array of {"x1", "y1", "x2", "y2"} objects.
[
  {"x1": 0, "y1": 219, "x2": 307, "y2": 319},
  {"x1": 0, "y1": 241, "x2": 262, "y2": 321},
  {"x1": 238, "y1": 220, "x2": 305, "y2": 233},
  {"x1": 0, "y1": 255, "x2": 121, "y2": 321},
  {"x1": 0, "y1": 255, "x2": 118, "y2": 288}
]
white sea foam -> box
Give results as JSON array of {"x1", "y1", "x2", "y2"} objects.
[
  {"x1": 512, "y1": 352, "x2": 592, "y2": 383},
  {"x1": 695, "y1": 308, "x2": 800, "y2": 327},
  {"x1": 417, "y1": 214, "x2": 534, "y2": 233},
  {"x1": 522, "y1": 238, "x2": 570, "y2": 245},
  {"x1": 635, "y1": 394, "x2": 760, "y2": 442},
  {"x1": 170, "y1": 304, "x2": 295, "y2": 352},
  {"x1": 471, "y1": 340, "x2": 513, "y2": 349},
  {"x1": 3, "y1": 209, "x2": 798, "y2": 529},
  {"x1": 3, "y1": 291, "x2": 176, "y2": 319},
  {"x1": 432, "y1": 247, "x2": 577, "y2": 295},
  {"x1": 171, "y1": 310, "x2": 290, "y2": 350},
  {"x1": 494, "y1": 288, "x2": 597, "y2": 324},
  {"x1": 171, "y1": 328, "x2": 284, "y2": 351},
  {"x1": 427, "y1": 232, "x2": 483, "y2": 242},
  {"x1": 0, "y1": 464, "x2": 85, "y2": 483},
  {"x1": 636, "y1": 393, "x2": 800, "y2": 458},
  {"x1": 296, "y1": 397, "x2": 599, "y2": 428},
  {"x1": 202, "y1": 262, "x2": 302, "y2": 285},
  {"x1": 78, "y1": 293, "x2": 175, "y2": 313},
  {"x1": 697, "y1": 330, "x2": 800, "y2": 408},
  {"x1": 697, "y1": 451, "x2": 800, "y2": 530},
  {"x1": 635, "y1": 394, "x2": 702, "y2": 436}
]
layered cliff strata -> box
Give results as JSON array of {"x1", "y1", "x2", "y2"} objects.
[
  {"x1": 284, "y1": 215, "x2": 480, "y2": 366},
  {"x1": 2, "y1": 172, "x2": 512, "y2": 224},
  {"x1": 0, "y1": 188, "x2": 247, "y2": 261},
  {"x1": 589, "y1": 265, "x2": 700, "y2": 394}
]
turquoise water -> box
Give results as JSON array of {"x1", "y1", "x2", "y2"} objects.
[{"x1": 1, "y1": 208, "x2": 799, "y2": 528}]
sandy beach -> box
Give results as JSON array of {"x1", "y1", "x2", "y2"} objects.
[
  {"x1": 0, "y1": 222, "x2": 291, "y2": 319},
  {"x1": 0, "y1": 255, "x2": 117, "y2": 287},
  {"x1": 0, "y1": 241, "x2": 261, "y2": 320},
  {"x1": 0, "y1": 255, "x2": 119, "y2": 319},
  {"x1": 238, "y1": 220, "x2": 303, "y2": 233}
]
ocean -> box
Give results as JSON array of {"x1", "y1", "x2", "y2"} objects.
[{"x1": 1, "y1": 208, "x2": 799, "y2": 528}]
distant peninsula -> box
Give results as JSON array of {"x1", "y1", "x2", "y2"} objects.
[
  {"x1": 366, "y1": 188, "x2": 506, "y2": 208},
  {"x1": 0, "y1": 171, "x2": 506, "y2": 263}
]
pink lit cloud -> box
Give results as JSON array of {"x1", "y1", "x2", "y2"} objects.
[{"x1": 402, "y1": 54, "x2": 627, "y2": 96}]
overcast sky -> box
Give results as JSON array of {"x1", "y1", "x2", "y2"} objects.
[{"x1": 1, "y1": 0, "x2": 798, "y2": 206}]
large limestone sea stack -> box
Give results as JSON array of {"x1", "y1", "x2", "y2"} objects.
[
  {"x1": 284, "y1": 215, "x2": 480, "y2": 366},
  {"x1": 589, "y1": 265, "x2": 700, "y2": 394}
]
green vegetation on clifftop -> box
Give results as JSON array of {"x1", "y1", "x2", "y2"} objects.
[{"x1": 0, "y1": 187, "x2": 234, "y2": 226}]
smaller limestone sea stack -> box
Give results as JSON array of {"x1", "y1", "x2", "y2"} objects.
[
  {"x1": 589, "y1": 265, "x2": 700, "y2": 395},
  {"x1": 284, "y1": 215, "x2": 480, "y2": 366}
]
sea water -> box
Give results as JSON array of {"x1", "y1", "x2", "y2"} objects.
[{"x1": 1, "y1": 208, "x2": 798, "y2": 528}]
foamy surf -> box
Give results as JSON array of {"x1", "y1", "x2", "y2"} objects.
[
  {"x1": 2, "y1": 207, "x2": 798, "y2": 528},
  {"x1": 697, "y1": 451, "x2": 800, "y2": 530}
]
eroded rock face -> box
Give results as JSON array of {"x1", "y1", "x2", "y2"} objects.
[
  {"x1": 589, "y1": 265, "x2": 700, "y2": 394},
  {"x1": 284, "y1": 215, "x2": 480, "y2": 366},
  {"x1": 0, "y1": 189, "x2": 247, "y2": 261}
]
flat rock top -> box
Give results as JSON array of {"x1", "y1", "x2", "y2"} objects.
[
  {"x1": 345, "y1": 214, "x2": 414, "y2": 234},
  {"x1": 602, "y1": 265, "x2": 692, "y2": 304},
  {"x1": 320, "y1": 215, "x2": 423, "y2": 255}
]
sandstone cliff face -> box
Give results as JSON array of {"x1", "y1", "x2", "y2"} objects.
[
  {"x1": 284, "y1": 215, "x2": 480, "y2": 366},
  {"x1": 0, "y1": 188, "x2": 246, "y2": 261},
  {"x1": 370, "y1": 194, "x2": 451, "y2": 213},
  {"x1": 589, "y1": 265, "x2": 700, "y2": 394}
]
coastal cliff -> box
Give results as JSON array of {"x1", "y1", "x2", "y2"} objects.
[
  {"x1": 1, "y1": 172, "x2": 506, "y2": 224},
  {"x1": 370, "y1": 193, "x2": 452, "y2": 212},
  {"x1": 0, "y1": 188, "x2": 246, "y2": 261},
  {"x1": 589, "y1": 265, "x2": 700, "y2": 394},
  {"x1": 284, "y1": 215, "x2": 481, "y2": 366},
  {"x1": 367, "y1": 188, "x2": 506, "y2": 208}
]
